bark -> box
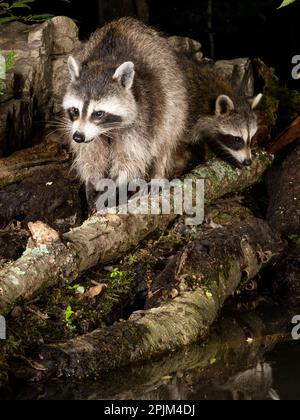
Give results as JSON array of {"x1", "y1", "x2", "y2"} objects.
[
  {"x1": 267, "y1": 116, "x2": 300, "y2": 154},
  {"x1": 14, "y1": 306, "x2": 292, "y2": 399},
  {"x1": 0, "y1": 139, "x2": 69, "y2": 189},
  {"x1": 272, "y1": 244, "x2": 300, "y2": 304},
  {"x1": 0, "y1": 150, "x2": 273, "y2": 315},
  {"x1": 0, "y1": 137, "x2": 82, "y2": 261},
  {"x1": 266, "y1": 141, "x2": 300, "y2": 303},
  {"x1": 267, "y1": 140, "x2": 300, "y2": 236},
  {"x1": 34, "y1": 215, "x2": 284, "y2": 381}
]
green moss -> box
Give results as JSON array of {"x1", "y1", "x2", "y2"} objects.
[
  {"x1": 260, "y1": 88, "x2": 280, "y2": 127},
  {"x1": 288, "y1": 234, "x2": 300, "y2": 245}
]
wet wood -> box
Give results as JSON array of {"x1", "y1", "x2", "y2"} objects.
[
  {"x1": 267, "y1": 116, "x2": 300, "y2": 154},
  {"x1": 35, "y1": 215, "x2": 283, "y2": 381},
  {"x1": 0, "y1": 139, "x2": 70, "y2": 189},
  {"x1": 267, "y1": 140, "x2": 300, "y2": 236}
]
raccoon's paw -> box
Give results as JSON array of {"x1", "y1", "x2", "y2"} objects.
[{"x1": 87, "y1": 200, "x2": 97, "y2": 217}]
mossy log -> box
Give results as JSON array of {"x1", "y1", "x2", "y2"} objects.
[
  {"x1": 0, "y1": 150, "x2": 273, "y2": 315},
  {"x1": 13, "y1": 305, "x2": 292, "y2": 399},
  {"x1": 34, "y1": 215, "x2": 284, "y2": 381}
]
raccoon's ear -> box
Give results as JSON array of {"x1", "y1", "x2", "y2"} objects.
[
  {"x1": 249, "y1": 93, "x2": 263, "y2": 110},
  {"x1": 68, "y1": 56, "x2": 81, "y2": 81},
  {"x1": 113, "y1": 62, "x2": 135, "y2": 89},
  {"x1": 215, "y1": 95, "x2": 235, "y2": 116}
]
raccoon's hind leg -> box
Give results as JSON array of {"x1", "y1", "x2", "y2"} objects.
[{"x1": 151, "y1": 145, "x2": 191, "y2": 180}]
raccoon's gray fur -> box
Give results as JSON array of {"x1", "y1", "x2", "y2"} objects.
[
  {"x1": 186, "y1": 60, "x2": 262, "y2": 166},
  {"x1": 63, "y1": 17, "x2": 204, "y2": 206},
  {"x1": 63, "y1": 18, "x2": 262, "y2": 213}
]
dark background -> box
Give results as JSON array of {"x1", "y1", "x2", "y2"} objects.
[{"x1": 34, "y1": 0, "x2": 299, "y2": 88}]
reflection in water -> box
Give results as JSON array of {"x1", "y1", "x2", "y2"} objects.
[
  {"x1": 4, "y1": 307, "x2": 300, "y2": 400},
  {"x1": 215, "y1": 363, "x2": 279, "y2": 401}
]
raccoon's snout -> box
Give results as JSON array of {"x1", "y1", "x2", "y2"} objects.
[
  {"x1": 73, "y1": 131, "x2": 86, "y2": 143},
  {"x1": 243, "y1": 159, "x2": 252, "y2": 167}
]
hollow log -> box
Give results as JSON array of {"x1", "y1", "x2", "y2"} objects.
[
  {"x1": 34, "y1": 215, "x2": 284, "y2": 381},
  {"x1": 0, "y1": 150, "x2": 273, "y2": 315}
]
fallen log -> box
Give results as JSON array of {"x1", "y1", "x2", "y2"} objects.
[
  {"x1": 13, "y1": 305, "x2": 292, "y2": 399},
  {"x1": 0, "y1": 138, "x2": 70, "y2": 189},
  {"x1": 272, "y1": 243, "x2": 300, "y2": 304},
  {"x1": 267, "y1": 140, "x2": 300, "y2": 236},
  {"x1": 267, "y1": 116, "x2": 300, "y2": 154},
  {"x1": 0, "y1": 199, "x2": 256, "y2": 388},
  {"x1": 266, "y1": 140, "x2": 300, "y2": 301},
  {"x1": 34, "y1": 215, "x2": 283, "y2": 381},
  {"x1": 0, "y1": 150, "x2": 273, "y2": 315}
]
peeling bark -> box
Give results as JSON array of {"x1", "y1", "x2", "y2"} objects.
[
  {"x1": 0, "y1": 150, "x2": 273, "y2": 315},
  {"x1": 35, "y1": 216, "x2": 284, "y2": 381}
]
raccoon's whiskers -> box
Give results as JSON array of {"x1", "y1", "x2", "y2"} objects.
[
  {"x1": 102, "y1": 133, "x2": 114, "y2": 141},
  {"x1": 45, "y1": 127, "x2": 71, "y2": 139}
]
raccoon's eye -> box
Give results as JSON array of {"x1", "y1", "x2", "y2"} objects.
[
  {"x1": 234, "y1": 137, "x2": 244, "y2": 145},
  {"x1": 69, "y1": 107, "x2": 79, "y2": 117},
  {"x1": 93, "y1": 111, "x2": 105, "y2": 119}
]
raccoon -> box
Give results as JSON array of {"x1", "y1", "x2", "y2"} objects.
[
  {"x1": 62, "y1": 18, "x2": 202, "y2": 209},
  {"x1": 188, "y1": 61, "x2": 263, "y2": 167},
  {"x1": 63, "y1": 18, "x2": 261, "y2": 213}
]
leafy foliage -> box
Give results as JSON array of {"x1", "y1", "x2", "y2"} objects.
[
  {"x1": 278, "y1": 0, "x2": 299, "y2": 8},
  {"x1": 64, "y1": 305, "x2": 76, "y2": 333},
  {"x1": 0, "y1": 51, "x2": 16, "y2": 95},
  {"x1": 0, "y1": 0, "x2": 70, "y2": 25}
]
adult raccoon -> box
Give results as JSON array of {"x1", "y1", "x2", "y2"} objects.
[
  {"x1": 63, "y1": 18, "x2": 262, "y2": 211},
  {"x1": 63, "y1": 17, "x2": 201, "y2": 209}
]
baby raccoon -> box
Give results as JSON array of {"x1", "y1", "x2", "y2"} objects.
[{"x1": 189, "y1": 62, "x2": 262, "y2": 167}]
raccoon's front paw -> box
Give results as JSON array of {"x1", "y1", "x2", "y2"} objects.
[{"x1": 87, "y1": 201, "x2": 97, "y2": 217}]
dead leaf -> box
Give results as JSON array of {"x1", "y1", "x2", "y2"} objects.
[
  {"x1": 26, "y1": 306, "x2": 49, "y2": 321},
  {"x1": 86, "y1": 284, "x2": 106, "y2": 298},
  {"x1": 256, "y1": 245, "x2": 274, "y2": 264},
  {"x1": 169, "y1": 288, "x2": 179, "y2": 299},
  {"x1": 207, "y1": 219, "x2": 223, "y2": 229},
  {"x1": 28, "y1": 221, "x2": 60, "y2": 246}
]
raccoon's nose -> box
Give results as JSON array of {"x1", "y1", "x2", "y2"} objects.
[
  {"x1": 243, "y1": 159, "x2": 252, "y2": 167},
  {"x1": 73, "y1": 131, "x2": 85, "y2": 143}
]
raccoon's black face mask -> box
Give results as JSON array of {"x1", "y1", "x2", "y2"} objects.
[
  {"x1": 211, "y1": 93, "x2": 262, "y2": 167},
  {"x1": 63, "y1": 58, "x2": 138, "y2": 143}
]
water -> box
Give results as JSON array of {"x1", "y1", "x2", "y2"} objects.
[{"x1": 5, "y1": 305, "x2": 300, "y2": 401}]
